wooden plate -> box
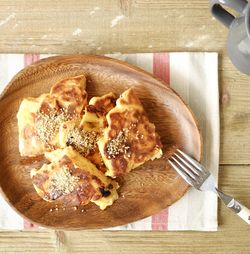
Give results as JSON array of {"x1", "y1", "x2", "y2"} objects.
[{"x1": 0, "y1": 55, "x2": 201, "y2": 229}]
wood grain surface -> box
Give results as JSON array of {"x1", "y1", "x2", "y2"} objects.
[
  {"x1": 0, "y1": 55, "x2": 200, "y2": 229},
  {"x1": 0, "y1": 0, "x2": 249, "y2": 253}
]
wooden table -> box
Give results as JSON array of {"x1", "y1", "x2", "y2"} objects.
[{"x1": 0, "y1": 1, "x2": 249, "y2": 253}]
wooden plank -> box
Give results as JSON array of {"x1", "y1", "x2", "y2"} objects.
[
  {"x1": 0, "y1": 165, "x2": 249, "y2": 253},
  {"x1": 0, "y1": 230, "x2": 55, "y2": 253},
  {"x1": 220, "y1": 57, "x2": 250, "y2": 164},
  {"x1": 0, "y1": 1, "x2": 226, "y2": 54}
]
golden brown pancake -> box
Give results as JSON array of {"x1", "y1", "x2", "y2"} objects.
[
  {"x1": 50, "y1": 75, "x2": 87, "y2": 116},
  {"x1": 17, "y1": 75, "x2": 87, "y2": 157},
  {"x1": 98, "y1": 88, "x2": 163, "y2": 177},
  {"x1": 80, "y1": 92, "x2": 116, "y2": 131},
  {"x1": 59, "y1": 93, "x2": 117, "y2": 173},
  {"x1": 31, "y1": 146, "x2": 119, "y2": 210}
]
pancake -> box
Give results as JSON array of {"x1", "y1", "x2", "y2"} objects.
[
  {"x1": 50, "y1": 75, "x2": 87, "y2": 116},
  {"x1": 98, "y1": 88, "x2": 163, "y2": 177},
  {"x1": 17, "y1": 75, "x2": 87, "y2": 157},
  {"x1": 59, "y1": 92, "x2": 117, "y2": 173},
  {"x1": 80, "y1": 92, "x2": 116, "y2": 131},
  {"x1": 31, "y1": 146, "x2": 119, "y2": 210},
  {"x1": 17, "y1": 94, "x2": 48, "y2": 157}
]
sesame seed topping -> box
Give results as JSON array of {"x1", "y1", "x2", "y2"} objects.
[
  {"x1": 66, "y1": 127, "x2": 99, "y2": 156},
  {"x1": 106, "y1": 128, "x2": 130, "y2": 158},
  {"x1": 35, "y1": 109, "x2": 71, "y2": 145},
  {"x1": 48, "y1": 166, "x2": 79, "y2": 196}
]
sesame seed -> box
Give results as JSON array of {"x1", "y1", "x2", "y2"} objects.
[
  {"x1": 35, "y1": 109, "x2": 71, "y2": 145},
  {"x1": 48, "y1": 166, "x2": 79, "y2": 196},
  {"x1": 49, "y1": 208, "x2": 53, "y2": 212},
  {"x1": 73, "y1": 206, "x2": 77, "y2": 210},
  {"x1": 106, "y1": 128, "x2": 130, "y2": 158},
  {"x1": 66, "y1": 127, "x2": 98, "y2": 156}
]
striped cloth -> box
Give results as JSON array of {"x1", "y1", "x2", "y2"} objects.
[{"x1": 0, "y1": 53, "x2": 219, "y2": 231}]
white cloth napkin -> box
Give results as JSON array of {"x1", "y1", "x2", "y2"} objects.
[{"x1": 0, "y1": 53, "x2": 219, "y2": 231}]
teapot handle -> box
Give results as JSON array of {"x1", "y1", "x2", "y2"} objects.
[{"x1": 210, "y1": 0, "x2": 248, "y2": 28}]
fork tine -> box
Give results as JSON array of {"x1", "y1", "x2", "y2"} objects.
[
  {"x1": 173, "y1": 153, "x2": 200, "y2": 176},
  {"x1": 170, "y1": 156, "x2": 197, "y2": 180},
  {"x1": 168, "y1": 159, "x2": 194, "y2": 186},
  {"x1": 177, "y1": 149, "x2": 208, "y2": 173}
]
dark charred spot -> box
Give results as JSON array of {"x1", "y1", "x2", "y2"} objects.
[
  {"x1": 110, "y1": 97, "x2": 116, "y2": 106},
  {"x1": 99, "y1": 187, "x2": 111, "y2": 197},
  {"x1": 91, "y1": 175, "x2": 103, "y2": 186},
  {"x1": 87, "y1": 105, "x2": 98, "y2": 113},
  {"x1": 39, "y1": 102, "x2": 53, "y2": 115},
  {"x1": 107, "y1": 183, "x2": 113, "y2": 190}
]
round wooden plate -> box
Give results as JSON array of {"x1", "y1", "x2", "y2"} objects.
[{"x1": 0, "y1": 55, "x2": 201, "y2": 229}]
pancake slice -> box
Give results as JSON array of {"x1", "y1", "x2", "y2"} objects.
[
  {"x1": 59, "y1": 92, "x2": 117, "y2": 173},
  {"x1": 17, "y1": 94, "x2": 48, "y2": 157},
  {"x1": 80, "y1": 92, "x2": 116, "y2": 131},
  {"x1": 98, "y1": 88, "x2": 163, "y2": 178},
  {"x1": 17, "y1": 75, "x2": 87, "y2": 157},
  {"x1": 31, "y1": 146, "x2": 119, "y2": 210},
  {"x1": 50, "y1": 75, "x2": 87, "y2": 116}
]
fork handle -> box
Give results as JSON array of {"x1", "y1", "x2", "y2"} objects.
[{"x1": 229, "y1": 200, "x2": 250, "y2": 225}]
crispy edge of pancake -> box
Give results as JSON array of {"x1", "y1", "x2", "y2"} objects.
[
  {"x1": 31, "y1": 147, "x2": 119, "y2": 210},
  {"x1": 49, "y1": 147, "x2": 119, "y2": 210},
  {"x1": 50, "y1": 75, "x2": 88, "y2": 115},
  {"x1": 17, "y1": 75, "x2": 88, "y2": 157},
  {"x1": 97, "y1": 88, "x2": 163, "y2": 177},
  {"x1": 17, "y1": 94, "x2": 49, "y2": 157},
  {"x1": 51, "y1": 75, "x2": 87, "y2": 91},
  {"x1": 80, "y1": 92, "x2": 116, "y2": 131}
]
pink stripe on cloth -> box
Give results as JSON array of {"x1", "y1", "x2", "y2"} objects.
[
  {"x1": 151, "y1": 53, "x2": 170, "y2": 231},
  {"x1": 153, "y1": 53, "x2": 170, "y2": 84},
  {"x1": 24, "y1": 54, "x2": 40, "y2": 66},
  {"x1": 23, "y1": 54, "x2": 40, "y2": 229}
]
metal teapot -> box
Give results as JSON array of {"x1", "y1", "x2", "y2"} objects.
[{"x1": 210, "y1": 0, "x2": 250, "y2": 75}]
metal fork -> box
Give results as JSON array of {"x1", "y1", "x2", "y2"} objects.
[{"x1": 168, "y1": 149, "x2": 250, "y2": 225}]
